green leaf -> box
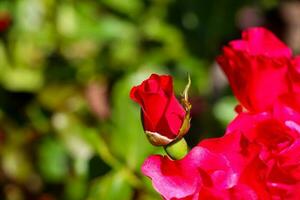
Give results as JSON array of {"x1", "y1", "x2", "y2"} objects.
[
  {"x1": 57, "y1": 3, "x2": 77, "y2": 36},
  {"x1": 87, "y1": 171, "x2": 132, "y2": 200},
  {"x1": 2, "y1": 148, "x2": 32, "y2": 183},
  {"x1": 37, "y1": 137, "x2": 69, "y2": 183},
  {"x1": 100, "y1": 0, "x2": 143, "y2": 17},
  {"x1": 64, "y1": 176, "x2": 87, "y2": 200},
  {"x1": 213, "y1": 96, "x2": 238, "y2": 127},
  {"x1": 1, "y1": 68, "x2": 43, "y2": 92}
]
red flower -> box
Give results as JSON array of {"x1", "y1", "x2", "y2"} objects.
[
  {"x1": 130, "y1": 74, "x2": 188, "y2": 146},
  {"x1": 138, "y1": 27, "x2": 300, "y2": 200},
  {"x1": 225, "y1": 110, "x2": 300, "y2": 199},
  {"x1": 142, "y1": 146, "x2": 238, "y2": 200},
  {"x1": 217, "y1": 27, "x2": 292, "y2": 112},
  {"x1": 0, "y1": 12, "x2": 11, "y2": 32},
  {"x1": 142, "y1": 109, "x2": 300, "y2": 199},
  {"x1": 288, "y1": 56, "x2": 300, "y2": 93},
  {"x1": 142, "y1": 129, "x2": 263, "y2": 200}
]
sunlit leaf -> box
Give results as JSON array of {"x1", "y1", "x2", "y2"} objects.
[
  {"x1": 213, "y1": 96, "x2": 238, "y2": 127},
  {"x1": 37, "y1": 137, "x2": 69, "y2": 183},
  {"x1": 87, "y1": 170, "x2": 132, "y2": 200}
]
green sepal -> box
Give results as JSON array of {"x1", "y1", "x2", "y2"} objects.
[{"x1": 164, "y1": 138, "x2": 188, "y2": 160}]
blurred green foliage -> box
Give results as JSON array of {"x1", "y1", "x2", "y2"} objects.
[{"x1": 0, "y1": 0, "x2": 280, "y2": 199}]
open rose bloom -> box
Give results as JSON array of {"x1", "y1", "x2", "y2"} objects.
[{"x1": 130, "y1": 27, "x2": 300, "y2": 200}]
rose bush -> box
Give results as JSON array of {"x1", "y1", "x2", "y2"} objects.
[
  {"x1": 130, "y1": 74, "x2": 189, "y2": 146},
  {"x1": 142, "y1": 104, "x2": 300, "y2": 199},
  {"x1": 132, "y1": 27, "x2": 300, "y2": 200}
]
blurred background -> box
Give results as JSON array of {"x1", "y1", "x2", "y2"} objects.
[{"x1": 0, "y1": 0, "x2": 298, "y2": 199}]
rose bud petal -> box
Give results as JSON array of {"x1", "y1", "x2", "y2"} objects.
[
  {"x1": 130, "y1": 74, "x2": 189, "y2": 146},
  {"x1": 217, "y1": 27, "x2": 292, "y2": 112}
]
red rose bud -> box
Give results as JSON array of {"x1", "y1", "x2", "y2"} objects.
[{"x1": 130, "y1": 74, "x2": 191, "y2": 147}]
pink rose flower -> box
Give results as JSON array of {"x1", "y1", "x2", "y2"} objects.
[
  {"x1": 289, "y1": 56, "x2": 300, "y2": 93},
  {"x1": 142, "y1": 129, "x2": 262, "y2": 199},
  {"x1": 217, "y1": 27, "x2": 292, "y2": 112},
  {"x1": 142, "y1": 108, "x2": 300, "y2": 199},
  {"x1": 225, "y1": 107, "x2": 300, "y2": 199},
  {"x1": 135, "y1": 27, "x2": 300, "y2": 200},
  {"x1": 142, "y1": 146, "x2": 237, "y2": 199}
]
